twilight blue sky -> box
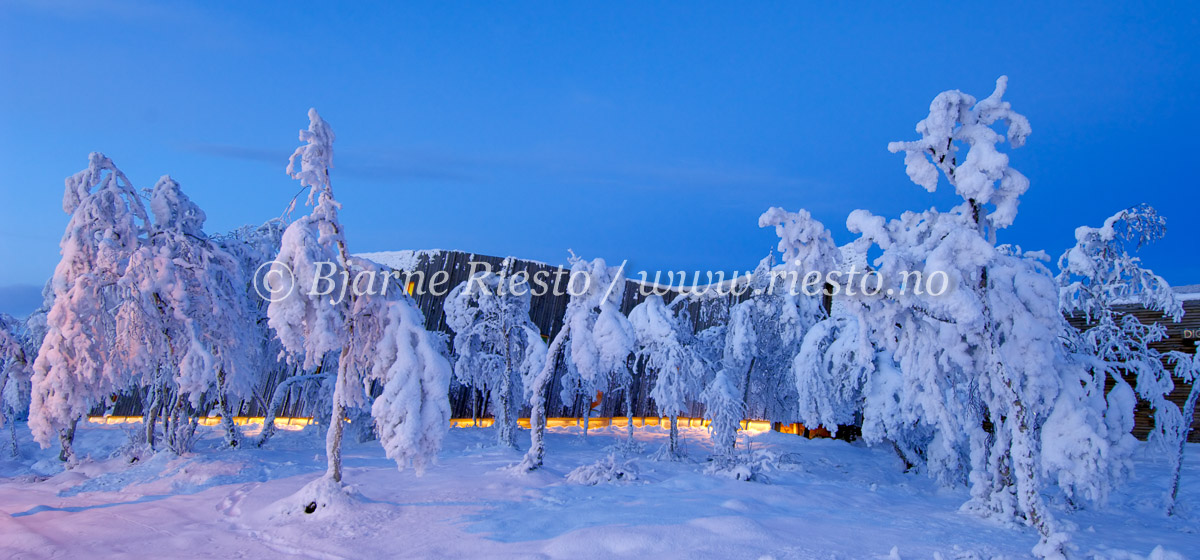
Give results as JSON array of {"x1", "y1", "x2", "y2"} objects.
[{"x1": 1, "y1": 1, "x2": 1197, "y2": 316}]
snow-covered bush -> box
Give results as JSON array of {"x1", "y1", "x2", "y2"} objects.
[
  {"x1": 701, "y1": 370, "x2": 743, "y2": 461},
  {"x1": 704, "y1": 447, "x2": 778, "y2": 483},
  {"x1": 565, "y1": 453, "x2": 639, "y2": 485}
]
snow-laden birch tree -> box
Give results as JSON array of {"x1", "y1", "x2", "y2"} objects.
[
  {"x1": 30, "y1": 153, "x2": 149, "y2": 462},
  {"x1": 123, "y1": 176, "x2": 258, "y2": 452},
  {"x1": 592, "y1": 287, "x2": 637, "y2": 445},
  {"x1": 1056, "y1": 204, "x2": 1184, "y2": 493},
  {"x1": 844, "y1": 77, "x2": 1110, "y2": 558},
  {"x1": 630, "y1": 294, "x2": 705, "y2": 459},
  {"x1": 519, "y1": 256, "x2": 629, "y2": 470},
  {"x1": 742, "y1": 208, "x2": 842, "y2": 421},
  {"x1": 214, "y1": 220, "x2": 293, "y2": 447},
  {"x1": 0, "y1": 315, "x2": 32, "y2": 455},
  {"x1": 444, "y1": 260, "x2": 546, "y2": 448},
  {"x1": 1164, "y1": 346, "x2": 1199, "y2": 515},
  {"x1": 266, "y1": 110, "x2": 451, "y2": 506},
  {"x1": 701, "y1": 369, "x2": 744, "y2": 462},
  {"x1": 1056, "y1": 204, "x2": 1196, "y2": 515}
]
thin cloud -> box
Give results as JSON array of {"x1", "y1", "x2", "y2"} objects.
[
  {"x1": 182, "y1": 143, "x2": 480, "y2": 183},
  {"x1": 182, "y1": 141, "x2": 819, "y2": 195}
]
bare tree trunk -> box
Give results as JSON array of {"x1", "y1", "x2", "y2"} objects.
[
  {"x1": 522, "y1": 324, "x2": 568, "y2": 470},
  {"x1": 498, "y1": 328, "x2": 516, "y2": 448},
  {"x1": 325, "y1": 347, "x2": 351, "y2": 482},
  {"x1": 216, "y1": 369, "x2": 240, "y2": 448},
  {"x1": 625, "y1": 387, "x2": 635, "y2": 445},
  {"x1": 1168, "y1": 381, "x2": 1199, "y2": 515},
  {"x1": 8, "y1": 414, "x2": 17, "y2": 457},
  {"x1": 498, "y1": 376, "x2": 515, "y2": 447},
  {"x1": 1000, "y1": 372, "x2": 1060, "y2": 557},
  {"x1": 742, "y1": 358, "x2": 755, "y2": 413},
  {"x1": 471, "y1": 386, "x2": 478, "y2": 427},
  {"x1": 144, "y1": 382, "x2": 164, "y2": 449},
  {"x1": 669, "y1": 415, "x2": 679, "y2": 458},
  {"x1": 165, "y1": 392, "x2": 198, "y2": 454},
  {"x1": 58, "y1": 417, "x2": 78, "y2": 462},
  {"x1": 582, "y1": 393, "x2": 590, "y2": 438}
]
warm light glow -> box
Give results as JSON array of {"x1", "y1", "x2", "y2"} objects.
[
  {"x1": 85, "y1": 415, "x2": 833, "y2": 438},
  {"x1": 88, "y1": 416, "x2": 314, "y2": 429}
]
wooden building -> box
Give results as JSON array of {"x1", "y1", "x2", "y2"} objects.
[{"x1": 101, "y1": 249, "x2": 1200, "y2": 443}]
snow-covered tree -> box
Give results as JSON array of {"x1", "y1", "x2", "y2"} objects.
[
  {"x1": 1057, "y1": 204, "x2": 1184, "y2": 490},
  {"x1": 30, "y1": 153, "x2": 149, "y2": 462},
  {"x1": 1164, "y1": 346, "x2": 1199, "y2": 515},
  {"x1": 125, "y1": 176, "x2": 258, "y2": 452},
  {"x1": 444, "y1": 260, "x2": 546, "y2": 448},
  {"x1": 793, "y1": 312, "x2": 874, "y2": 435},
  {"x1": 630, "y1": 294, "x2": 704, "y2": 459},
  {"x1": 791, "y1": 241, "x2": 877, "y2": 437},
  {"x1": 592, "y1": 288, "x2": 637, "y2": 444},
  {"x1": 719, "y1": 208, "x2": 841, "y2": 424},
  {"x1": 267, "y1": 109, "x2": 452, "y2": 495},
  {"x1": 557, "y1": 260, "x2": 635, "y2": 439},
  {"x1": 720, "y1": 256, "x2": 798, "y2": 423},
  {"x1": 845, "y1": 77, "x2": 1107, "y2": 557},
  {"x1": 0, "y1": 315, "x2": 32, "y2": 455},
  {"x1": 213, "y1": 220, "x2": 292, "y2": 447},
  {"x1": 520, "y1": 256, "x2": 628, "y2": 470}
]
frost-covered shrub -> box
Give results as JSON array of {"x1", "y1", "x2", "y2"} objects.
[
  {"x1": 566, "y1": 453, "x2": 639, "y2": 485},
  {"x1": 704, "y1": 448, "x2": 778, "y2": 483}
]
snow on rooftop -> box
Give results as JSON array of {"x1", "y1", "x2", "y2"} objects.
[
  {"x1": 356, "y1": 249, "x2": 446, "y2": 271},
  {"x1": 1174, "y1": 284, "x2": 1200, "y2": 301}
]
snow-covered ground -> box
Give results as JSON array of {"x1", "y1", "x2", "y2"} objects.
[{"x1": 0, "y1": 423, "x2": 1196, "y2": 559}]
